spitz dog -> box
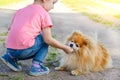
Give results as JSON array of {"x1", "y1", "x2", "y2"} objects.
[{"x1": 55, "y1": 31, "x2": 112, "y2": 76}]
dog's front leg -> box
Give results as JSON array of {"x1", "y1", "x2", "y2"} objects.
[{"x1": 55, "y1": 66, "x2": 66, "y2": 71}]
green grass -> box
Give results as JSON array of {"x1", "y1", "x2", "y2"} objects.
[
  {"x1": 45, "y1": 47, "x2": 58, "y2": 67},
  {"x1": 103, "y1": 0, "x2": 120, "y2": 4},
  {"x1": 0, "y1": 32, "x2": 8, "y2": 36},
  {"x1": 0, "y1": 0, "x2": 24, "y2": 6},
  {"x1": 0, "y1": 38, "x2": 5, "y2": 42},
  {"x1": 9, "y1": 75, "x2": 24, "y2": 80},
  {"x1": 46, "y1": 47, "x2": 58, "y2": 62},
  {"x1": 83, "y1": 13, "x2": 114, "y2": 26},
  {"x1": 0, "y1": 74, "x2": 24, "y2": 80},
  {"x1": 51, "y1": 73, "x2": 59, "y2": 80},
  {"x1": 114, "y1": 14, "x2": 120, "y2": 18},
  {"x1": 0, "y1": 32, "x2": 8, "y2": 46},
  {"x1": 0, "y1": 73, "x2": 9, "y2": 77},
  {"x1": 87, "y1": 14, "x2": 119, "y2": 28},
  {"x1": 62, "y1": 0, "x2": 120, "y2": 29},
  {"x1": 45, "y1": 34, "x2": 58, "y2": 67}
]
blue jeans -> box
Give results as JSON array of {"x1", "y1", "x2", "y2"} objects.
[{"x1": 6, "y1": 33, "x2": 49, "y2": 63}]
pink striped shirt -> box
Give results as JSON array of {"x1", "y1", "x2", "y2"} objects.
[{"x1": 6, "y1": 4, "x2": 53, "y2": 49}]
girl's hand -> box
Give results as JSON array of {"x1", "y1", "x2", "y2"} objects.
[{"x1": 63, "y1": 45, "x2": 73, "y2": 54}]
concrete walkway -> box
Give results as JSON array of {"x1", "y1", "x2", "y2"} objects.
[{"x1": 0, "y1": 0, "x2": 120, "y2": 80}]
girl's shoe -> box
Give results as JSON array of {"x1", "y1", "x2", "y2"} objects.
[
  {"x1": 29, "y1": 62, "x2": 49, "y2": 76},
  {"x1": 0, "y1": 54, "x2": 22, "y2": 71}
]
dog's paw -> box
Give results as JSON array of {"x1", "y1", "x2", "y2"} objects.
[
  {"x1": 55, "y1": 67, "x2": 66, "y2": 71},
  {"x1": 55, "y1": 67, "x2": 60, "y2": 71},
  {"x1": 71, "y1": 70, "x2": 79, "y2": 76}
]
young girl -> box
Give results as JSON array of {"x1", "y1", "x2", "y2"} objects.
[{"x1": 0, "y1": 0, "x2": 73, "y2": 76}]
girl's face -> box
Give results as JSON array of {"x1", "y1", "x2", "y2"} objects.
[{"x1": 43, "y1": 0, "x2": 58, "y2": 11}]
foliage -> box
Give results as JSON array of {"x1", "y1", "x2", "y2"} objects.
[
  {"x1": 62, "y1": 0, "x2": 120, "y2": 29},
  {"x1": 0, "y1": 0, "x2": 24, "y2": 6},
  {"x1": 46, "y1": 47, "x2": 58, "y2": 62},
  {"x1": 103, "y1": 0, "x2": 120, "y2": 4},
  {"x1": 9, "y1": 75, "x2": 24, "y2": 80},
  {"x1": 0, "y1": 32, "x2": 8, "y2": 36}
]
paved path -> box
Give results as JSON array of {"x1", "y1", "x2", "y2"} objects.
[{"x1": 0, "y1": 1, "x2": 120, "y2": 80}]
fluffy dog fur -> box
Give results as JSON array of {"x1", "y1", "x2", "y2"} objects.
[{"x1": 55, "y1": 31, "x2": 112, "y2": 76}]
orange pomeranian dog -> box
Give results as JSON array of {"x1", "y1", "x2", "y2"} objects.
[{"x1": 55, "y1": 31, "x2": 113, "y2": 76}]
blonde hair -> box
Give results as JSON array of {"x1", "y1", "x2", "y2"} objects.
[
  {"x1": 34, "y1": 0, "x2": 43, "y2": 1},
  {"x1": 34, "y1": 0, "x2": 43, "y2": 3},
  {"x1": 34, "y1": 0, "x2": 41, "y2": 2}
]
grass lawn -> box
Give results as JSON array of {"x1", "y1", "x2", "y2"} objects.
[
  {"x1": 103, "y1": 0, "x2": 120, "y2": 4},
  {"x1": 0, "y1": 0, "x2": 24, "y2": 6},
  {"x1": 62, "y1": 0, "x2": 120, "y2": 30}
]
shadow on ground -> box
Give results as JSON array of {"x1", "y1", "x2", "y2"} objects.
[{"x1": 0, "y1": 8, "x2": 120, "y2": 80}]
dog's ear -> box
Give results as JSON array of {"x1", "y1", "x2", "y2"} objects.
[
  {"x1": 67, "y1": 36, "x2": 72, "y2": 41},
  {"x1": 73, "y1": 31, "x2": 82, "y2": 36},
  {"x1": 67, "y1": 32, "x2": 77, "y2": 41},
  {"x1": 84, "y1": 38, "x2": 90, "y2": 46},
  {"x1": 73, "y1": 32, "x2": 78, "y2": 35}
]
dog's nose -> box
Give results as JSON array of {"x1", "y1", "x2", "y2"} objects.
[{"x1": 70, "y1": 44, "x2": 73, "y2": 48}]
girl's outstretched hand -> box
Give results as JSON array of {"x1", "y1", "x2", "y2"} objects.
[{"x1": 63, "y1": 45, "x2": 73, "y2": 54}]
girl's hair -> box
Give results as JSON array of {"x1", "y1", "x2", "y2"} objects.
[
  {"x1": 34, "y1": 0, "x2": 42, "y2": 1},
  {"x1": 34, "y1": 0, "x2": 43, "y2": 2},
  {"x1": 34, "y1": 0, "x2": 38, "y2": 1}
]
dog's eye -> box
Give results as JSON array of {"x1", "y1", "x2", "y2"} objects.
[
  {"x1": 71, "y1": 40, "x2": 74, "y2": 42},
  {"x1": 76, "y1": 44, "x2": 79, "y2": 47}
]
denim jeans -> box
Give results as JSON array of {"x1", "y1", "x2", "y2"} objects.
[{"x1": 6, "y1": 33, "x2": 49, "y2": 63}]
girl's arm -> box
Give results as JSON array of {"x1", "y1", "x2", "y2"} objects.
[{"x1": 42, "y1": 27, "x2": 73, "y2": 54}]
